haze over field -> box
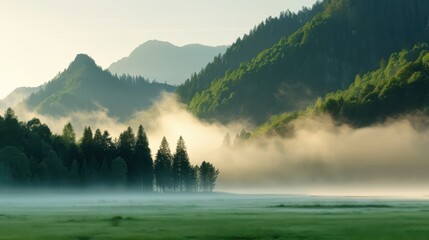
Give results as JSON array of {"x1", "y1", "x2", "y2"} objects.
[{"x1": 6, "y1": 94, "x2": 429, "y2": 196}]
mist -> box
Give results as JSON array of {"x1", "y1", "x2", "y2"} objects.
[{"x1": 6, "y1": 93, "x2": 429, "y2": 196}]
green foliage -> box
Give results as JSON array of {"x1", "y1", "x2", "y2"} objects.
[
  {"x1": 0, "y1": 110, "x2": 218, "y2": 191},
  {"x1": 118, "y1": 127, "x2": 136, "y2": 185},
  {"x1": 172, "y1": 136, "x2": 193, "y2": 192},
  {"x1": 199, "y1": 161, "x2": 219, "y2": 192},
  {"x1": 111, "y1": 157, "x2": 127, "y2": 186},
  {"x1": 135, "y1": 125, "x2": 153, "y2": 191},
  {"x1": 253, "y1": 112, "x2": 300, "y2": 137},
  {"x1": 180, "y1": 0, "x2": 429, "y2": 124},
  {"x1": 316, "y1": 44, "x2": 429, "y2": 126},
  {"x1": 256, "y1": 44, "x2": 429, "y2": 136},
  {"x1": 62, "y1": 122, "x2": 76, "y2": 145},
  {"x1": 154, "y1": 137, "x2": 173, "y2": 192},
  {"x1": 177, "y1": 2, "x2": 324, "y2": 102},
  {"x1": 0, "y1": 146, "x2": 31, "y2": 184}
]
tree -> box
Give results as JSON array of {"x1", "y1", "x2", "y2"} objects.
[
  {"x1": 172, "y1": 136, "x2": 192, "y2": 191},
  {"x1": 42, "y1": 150, "x2": 66, "y2": 185},
  {"x1": 57, "y1": 123, "x2": 78, "y2": 170},
  {"x1": 93, "y1": 129, "x2": 105, "y2": 170},
  {"x1": 135, "y1": 125, "x2": 153, "y2": 191},
  {"x1": 80, "y1": 126, "x2": 93, "y2": 160},
  {"x1": 154, "y1": 137, "x2": 172, "y2": 192},
  {"x1": 79, "y1": 126, "x2": 95, "y2": 184},
  {"x1": 234, "y1": 129, "x2": 251, "y2": 147},
  {"x1": 118, "y1": 127, "x2": 135, "y2": 185},
  {"x1": 199, "y1": 161, "x2": 219, "y2": 192},
  {"x1": 69, "y1": 159, "x2": 80, "y2": 185},
  {"x1": 111, "y1": 157, "x2": 127, "y2": 187},
  {"x1": 222, "y1": 133, "x2": 232, "y2": 148},
  {"x1": 62, "y1": 122, "x2": 76, "y2": 145},
  {"x1": 0, "y1": 146, "x2": 31, "y2": 184},
  {"x1": 0, "y1": 108, "x2": 23, "y2": 148}
]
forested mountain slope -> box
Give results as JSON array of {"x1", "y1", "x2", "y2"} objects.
[
  {"x1": 183, "y1": 0, "x2": 429, "y2": 124},
  {"x1": 256, "y1": 44, "x2": 429, "y2": 136},
  {"x1": 176, "y1": 2, "x2": 324, "y2": 102},
  {"x1": 26, "y1": 54, "x2": 175, "y2": 120}
]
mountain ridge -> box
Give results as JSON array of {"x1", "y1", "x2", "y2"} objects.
[
  {"x1": 181, "y1": 0, "x2": 429, "y2": 124},
  {"x1": 108, "y1": 40, "x2": 227, "y2": 85},
  {"x1": 26, "y1": 54, "x2": 175, "y2": 120}
]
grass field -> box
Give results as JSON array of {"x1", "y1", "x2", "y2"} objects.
[{"x1": 0, "y1": 192, "x2": 428, "y2": 240}]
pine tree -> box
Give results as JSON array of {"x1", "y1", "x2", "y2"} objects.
[
  {"x1": 93, "y1": 129, "x2": 104, "y2": 170},
  {"x1": 79, "y1": 126, "x2": 94, "y2": 184},
  {"x1": 135, "y1": 125, "x2": 153, "y2": 191},
  {"x1": 172, "y1": 136, "x2": 192, "y2": 192},
  {"x1": 118, "y1": 127, "x2": 135, "y2": 186},
  {"x1": 154, "y1": 137, "x2": 172, "y2": 192}
]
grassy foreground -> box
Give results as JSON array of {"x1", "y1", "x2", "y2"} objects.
[{"x1": 0, "y1": 193, "x2": 428, "y2": 240}]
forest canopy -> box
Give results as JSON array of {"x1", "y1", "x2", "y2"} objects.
[{"x1": 0, "y1": 109, "x2": 219, "y2": 192}]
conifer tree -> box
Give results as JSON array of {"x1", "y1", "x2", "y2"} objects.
[
  {"x1": 154, "y1": 137, "x2": 172, "y2": 192},
  {"x1": 135, "y1": 125, "x2": 153, "y2": 191},
  {"x1": 172, "y1": 136, "x2": 192, "y2": 191},
  {"x1": 118, "y1": 127, "x2": 135, "y2": 185}
]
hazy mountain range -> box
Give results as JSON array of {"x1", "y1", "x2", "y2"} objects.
[
  {"x1": 4, "y1": 0, "x2": 429, "y2": 133},
  {"x1": 0, "y1": 86, "x2": 41, "y2": 110},
  {"x1": 24, "y1": 54, "x2": 175, "y2": 120},
  {"x1": 108, "y1": 40, "x2": 228, "y2": 85}
]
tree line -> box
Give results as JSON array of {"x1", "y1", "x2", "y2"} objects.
[{"x1": 0, "y1": 108, "x2": 219, "y2": 192}]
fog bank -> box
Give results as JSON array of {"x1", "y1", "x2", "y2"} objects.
[{"x1": 6, "y1": 94, "x2": 429, "y2": 196}]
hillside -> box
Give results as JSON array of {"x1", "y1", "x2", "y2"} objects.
[
  {"x1": 182, "y1": 0, "x2": 429, "y2": 124},
  {"x1": 26, "y1": 54, "x2": 175, "y2": 120},
  {"x1": 108, "y1": 40, "x2": 227, "y2": 85},
  {"x1": 1, "y1": 86, "x2": 41, "y2": 110},
  {"x1": 177, "y1": 2, "x2": 324, "y2": 102},
  {"x1": 255, "y1": 44, "x2": 429, "y2": 136}
]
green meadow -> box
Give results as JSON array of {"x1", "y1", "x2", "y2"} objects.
[{"x1": 0, "y1": 193, "x2": 428, "y2": 240}]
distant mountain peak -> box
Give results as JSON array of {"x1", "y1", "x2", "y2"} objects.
[
  {"x1": 69, "y1": 53, "x2": 98, "y2": 70},
  {"x1": 108, "y1": 40, "x2": 228, "y2": 85}
]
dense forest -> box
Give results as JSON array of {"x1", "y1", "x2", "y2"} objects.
[
  {"x1": 317, "y1": 44, "x2": 429, "y2": 126},
  {"x1": 178, "y1": 0, "x2": 429, "y2": 124},
  {"x1": 26, "y1": 54, "x2": 175, "y2": 121},
  {"x1": 176, "y1": 1, "x2": 324, "y2": 102},
  {"x1": 0, "y1": 108, "x2": 219, "y2": 192},
  {"x1": 255, "y1": 44, "x2": 429, "y2": 136}
]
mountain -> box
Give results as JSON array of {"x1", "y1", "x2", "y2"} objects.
[
  {"x1": 179, "y1": 0, "x2": 429, "y2": 124},
  {"x1": 255, "y1": 44, "x2": 429, "y2": 136},
  {"x1": 108, "y1": 40, "x2": 228, "y2": 85},
  {"x1": 26, "y1": 54, "x2": 175, "y2": 120},
  {"x1": 177, "y1": 2, "x2": 324, "y2": 102},
  {"x1": 1, "y1": 86, "x2": 42, "y2": 109}
]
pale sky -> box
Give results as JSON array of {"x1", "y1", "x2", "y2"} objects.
[{"x1": 0, "y1": 0, "x2": 317, "y2": 98}]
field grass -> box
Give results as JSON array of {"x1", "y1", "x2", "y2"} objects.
[{"x1": 0, "y1": 193, "x2": 428, "y2": 240}]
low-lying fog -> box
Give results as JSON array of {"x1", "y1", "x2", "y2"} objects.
[{"x1": 5, "y1": 93, "x2": 429, "y2": 197}]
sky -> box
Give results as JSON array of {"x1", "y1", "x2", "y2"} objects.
[{"x1": 0, "y1": 0, "x2": 317, "y2": 99}]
